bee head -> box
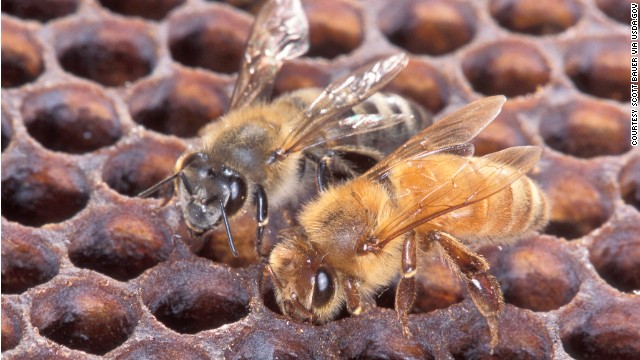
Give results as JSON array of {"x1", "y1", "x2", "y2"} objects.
[
  {"x1": 176, "y1": 152, "x2": 248, "y2": 235},
  {"x1": 268, "y1": 227, "x2": 341, "y2": 324}
]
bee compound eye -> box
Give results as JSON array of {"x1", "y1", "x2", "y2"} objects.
[
  {"x1": 223, "y1": 175, "x2": 247, "y2": 216},
  {"x1": 312, "y1": 267, "x2": 335, "y2": 308}
]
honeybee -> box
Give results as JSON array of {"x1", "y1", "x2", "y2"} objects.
[
  {"x1": 267, "y1": 95, "x2": 549, "y2": 349},
  {"x1": 140, "y1": 0, "x2": 430, "y2": 256}
]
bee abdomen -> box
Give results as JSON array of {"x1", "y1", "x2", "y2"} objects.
[{"x1": 348, "y1": 93, "x2": 432, "y2": 154}]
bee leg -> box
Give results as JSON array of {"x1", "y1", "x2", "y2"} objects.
[
  {"x1": 428, "y1": 231, "x2": 504, "y2": 351},
  {"x1": 396, "y1": 231, "x2": 417, "y2": 337},
  {"x1": 345, "y1": 278, "x2": 375, "y2": 316},
  {"x1": 316, "y1": 154, "x2": 334, "y2": 192},
  {"x1": 255, "y1": 185, "x2": 268, "y2": 251}
]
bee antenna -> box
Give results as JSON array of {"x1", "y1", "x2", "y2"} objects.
[
  {"x1": 139, "y1": 173, "x2": 179, "y2": 198},
  {"x1": 219, "y1": 199, "x2": 239, "y2": 257},
  {"x1": 267, "y1": 264, "x2": 285, "y2": 290}
]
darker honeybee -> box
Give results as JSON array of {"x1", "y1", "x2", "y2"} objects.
[
  {"x1": 140, "y1": 0, "x2": 430, "y2": 256},
  {"x1": 267, "y1": 96, "x2": 549, "y2": 348}
]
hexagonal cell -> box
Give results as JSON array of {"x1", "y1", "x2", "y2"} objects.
[
  {"x1": 2, "y1": 108, "x2": 13, "y2": 152},
  {"x1": 128, "y1": 70, "x2": 229, "y2": 138},
  {"x1": 1, "y1": 299, "x2": 23, "y2": 352},
  {"x1": 68, "y1": 204, "x2": 173, "y2": 281},
  {"x1": 462, "y1": 40, "x2": 551, "y2": 97},
  {"x1": 564, "y1": 37, "x2": 628, "y2": 102},
  {"x1": 412, "y1": 256, "x2": 464, "y2": 314},
  {"x1": 21, "y1": 84, "x2": 121, "y2": 154},
  {"x1": 2, "y1": 0, "x2": 78, "y2": 22},
  {"x1": 487, "y1": 236, "x2": 580, "y2": 311},
  {"x1": 168, "y1": 6, "x2": 251, "y2": 74},
  {"x1": 141, "y1": 259, "x2": 250, "y2": 333},
  {"x1": 1, "y1": 151, "x2": 90, "y2": 226},
  {"x1": 489, "y1": 0, "x2": 582, "y2": 35},
  {"x1": 1, "y1": 18, "x2": 44, "y2": 88},
  {"x1": 539, "y1": 99, "x2": 629, "y2": 159},
  {"x1": 225, "y1": 327, "x2": 338, "y2": 359},
  {"x1": 561, "y1": 298, "x2": 640, "y2": 360},
  {"x1": 30, "y1": 276, "x2": 140, "y2": 355},
  {"x1": 336, "y1": 314, "x2": 435, "y2": 359},
  {"x1": 272, "y1": 61, "x2": 331, "y2": 97},
  {"x1": 54, "y1": 19, "x2": 157, "y2": 87},
  {"x1": 98, "y1": 0, "x2": 185, "y2": 20},
  {"x1": 470, "y1": 102, "x2": 531, "y2": 156},
  {"x1": 534, "y1": 157, "x2": 615, "y2": 240},
  {"x1": 102, "y1": 138, "x2": 185, "y2": 198},
  {"x1": 379, "y1": 0, "x2": 476, "y2": 56},
  {"x1": 589, "y1": 208, "x2": 640, "y2": 293},
  {"x1": 1, "y1": 224, "x2": 60, "y2": 294},
  {"x1": 448, "y1": 305, "x2": 552, "y2": 359},
  {"x1": 302, "y1": 0, "x2": 363, "y2": 59},
  {"x1": 384, "y1": 58, "x2": 450, "y2": 114},
  {"x1": 619, "y1": 155, "x2": 640, "y2": 211},
  {"x1": 113, "y1": 339, "x2": 210, "y2": 360},
  {"x1": 596, "y1": 0, "x2": 632, "y2": 24}
]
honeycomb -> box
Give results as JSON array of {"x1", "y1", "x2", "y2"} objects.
[{"x1": 1, "y1": 0, "x2": 638, "y2": 358}]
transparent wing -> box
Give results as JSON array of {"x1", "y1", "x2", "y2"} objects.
[
  {"x1": 372, "y1": 146, "x2": 542, "y2": 245},
  {"x1": 229, "y1": 0, "x2": 309, "y2": 109},
  {"x1": 366, "y1": 95, "x2": 506, "y2": 180},
  {"x1": 276, "y1": 53, "x2": 409, "y2": 155}
]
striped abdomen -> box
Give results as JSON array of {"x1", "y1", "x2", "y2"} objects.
[
  {"x1": 283, "y1": 89, "x2": 432, "y2": 155},
  {"x1": 429, "y1": 171, "x2": 549, "y2": 246}
]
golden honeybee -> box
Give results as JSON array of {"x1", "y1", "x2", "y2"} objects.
[
  {"x1": 140, "y1": 0, "x2": 430, "y2": 256},
  {"x1": 267, "y1": 95, "x2": 549, "y2": 348}
]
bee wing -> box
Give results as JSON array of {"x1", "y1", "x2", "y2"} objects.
[
  {"x1": 229, "y1": 0, "x2": 309, "y2": 109},
  {"x1": 277, "y1": 53, "x2": 409, "y2": 155},
  {"x1": 372, "y1": 146, "x2": 542, "y2": 245},
  {"x1": 366, "y1": 96, "x2": 506, "y2": 180}
]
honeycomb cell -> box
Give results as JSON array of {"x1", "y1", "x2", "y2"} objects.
[
  {"x1": 540, "y1": 99, "x2": 629, "y2": 158},
  {"x1": 489, "y1": 0, "x2": 582, "y2": 35},
  {"x1": 596, "y1": 0, "x2": 632, "y2": 24},
  {"x1": 462, "y1": 40, "x2": 551, "y2": 97},
  {"x1": 21, "y1": 84, "x2": 121, "y2": 154},
  {"x1": 384, "y1": 58, "x2": 449, "y2": 113},
  {"x1": 128, "y1": 70, "x2": 229, "y2": 138},
  {"x1": 30, "y1": 277, "x2": 140, "y2": 355},
  {"x1": 98, "y1": 0, "x2": 185, "y2": 21},
  {"x1": 68, "y1": 205, "x2": 172, "y2": 281},
  {"x1": 272, "y1": 61, "x2": 331, "y2": 97},
  {"x1": 1, "y1": 151, "x2": 90, "y2": 226},
  {"x1": 564, "y1": 37, "x2": 629, "y2": 102},
  {"x1": 448, "y1": 305, "x2": 552, "y2": 359},
  {"x1": 141, "y1": 259, "x2": 250, "y2": 333},
  {"x1": 1, "y1": 18, "x2": 44, "y2": 88},
  {"x1": 168, "y1": 7, "x2": 251, "y2": 74},
  {"x1": 1, "y1": 0, "x2": 78, "y2": 22},
  {"x1": 1, "y1": 224, "x2": 60, "y2": 294},
  {"x1": 488, "y1": 236, "x2": 580, "y2": 311},
  {"x1": 620, "y1": 156, "x2": 640, "y2": 211},
  {"x1": 561, "y1": 299, "x2": 640, "y2": 360},
  {"x1": 2, "y1": 108, "x2": 12, "y2": 152},
  {"x1": 1, "y1": 299, "x2": 22, "y2": 352},
  {"x1": 470, "y1": 103, "x2": 530, "y2": 156},
  {"x1": 225, "y1": 328, "x2": 331, "y2": 359},
  {"x1": 113, "y1": 340, "x2": 210, "y2": 360},
  {"x1": 379, "y1": 0, "x2": 476, "y2": 56},
  {"x1": 206, "y1": 0, "x2": 265, "y2": 14},
  {"x1": 302, "y1": 0, "x2": 363, "y2": 59},
  {"x1": 412, "y1": 256, "x2": 464, "y2": 313},
  {"x1": 535, "y1": 158, "x2": 614, "y2": 240},
  {"x1": 54, "y1": 19, "x2": 156, "y2": 87},
  {"x1": 102, "y1": 138, "x2": 185, "y2": 198},
  {"x1": 589, "y1": 208, "x2": 640, "y2": 293}
]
